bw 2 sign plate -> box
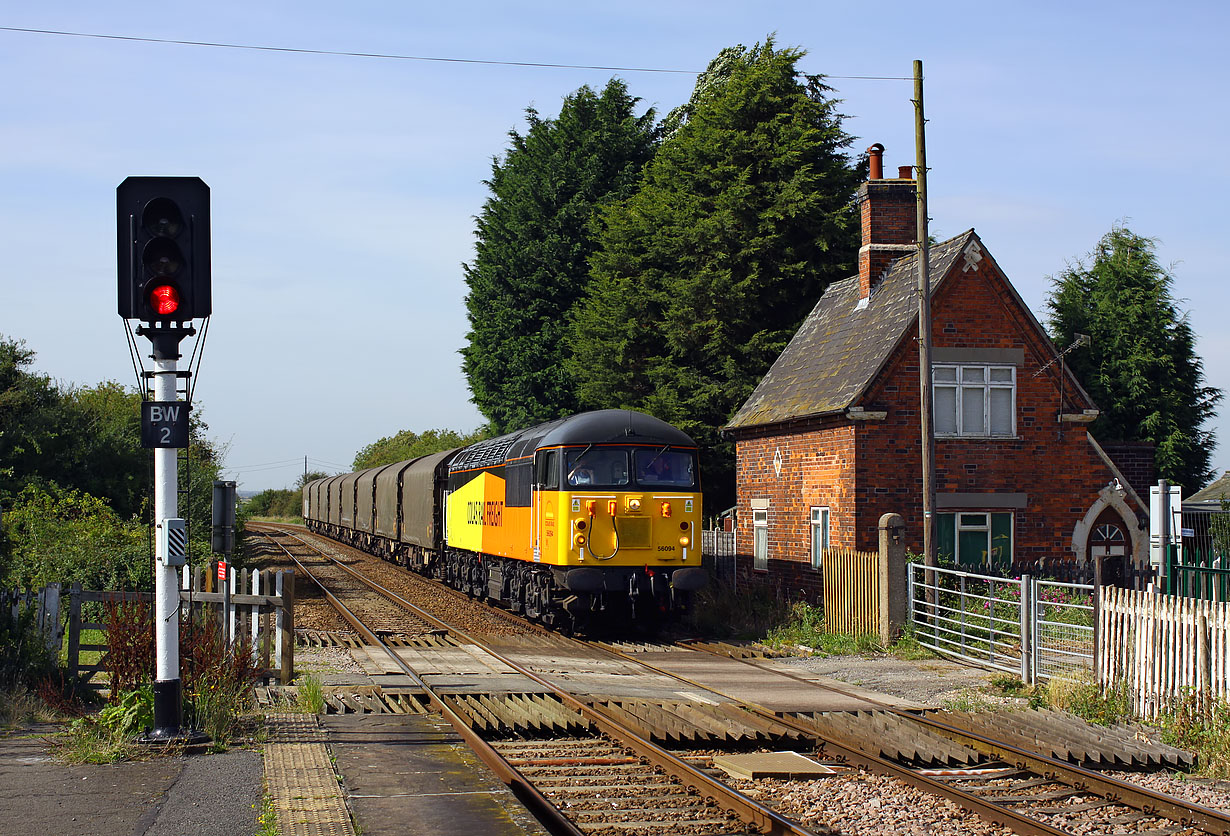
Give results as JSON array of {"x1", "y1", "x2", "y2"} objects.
[{"x1": 142, "y1": 401, "x2": 191, "y2": 448}]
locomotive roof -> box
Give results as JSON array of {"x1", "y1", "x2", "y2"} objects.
[
  {"x1": 448, "y1": 410, "x2": 696, "y2": 473},
  {"x1": 539, "y1": 409, "x2": 696, "y2": 448}
]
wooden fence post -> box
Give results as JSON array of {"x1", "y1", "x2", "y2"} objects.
[
  {"x1": 67, "y1": 583, "x2": 83, "y2": 681},
  {"x1": 278, "y1": 571, "x2": 295, "y2": 685},
  {"x1": 40, "y1": 583, "x2": 62, "y2": 657}
]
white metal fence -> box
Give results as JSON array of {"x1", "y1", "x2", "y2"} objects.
[{"x1": 908, "y1": 563, "x2": 1094, "y2": 683}]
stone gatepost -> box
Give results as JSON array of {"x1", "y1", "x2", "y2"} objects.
[{"x1": 878, "y1": 513, "x2": 907, "y2": 644}]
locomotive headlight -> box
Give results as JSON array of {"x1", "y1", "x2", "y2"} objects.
[
  {"x1": 660, "y1": 502, "x2": 672, "y2": 517},
  {"x1": 627, "y1": 497, "x2": 642, "y2": 512},
  {"x1": 679, "y1": 535, "x2": 690, "y2": 548},
  {"x1": 575, "y1": 519, "x2": 587, "y2": 531},
  {"x1": 575, "y1": 533, "x2": 587, "y2": 548}
]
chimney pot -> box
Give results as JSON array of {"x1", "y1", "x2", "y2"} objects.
[
  {"x1": 867, "y1": 143, "x2": 884, "y2": 180},
  {"x1": 898, "y1": 165, "x2": 913, "y2": 179}
]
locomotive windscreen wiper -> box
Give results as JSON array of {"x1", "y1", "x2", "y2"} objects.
[
  {"x1": 643, "y1": 445, "x2": 671, "y2": 470},
  {"x1": 566, "y1": 444, "x2": 594, "y2": 482}
]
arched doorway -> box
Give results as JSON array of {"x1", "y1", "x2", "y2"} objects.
[{"x1": 1088, "y1": 507, "x2": 1131, "y2": 586}]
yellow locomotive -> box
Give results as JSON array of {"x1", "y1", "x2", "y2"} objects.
[{"x1": 306, "y1": 409, "x2": 707, "y2": 630}]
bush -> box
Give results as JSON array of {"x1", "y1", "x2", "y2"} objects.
[
  {"x1": 180, "y1": 616, "x2": 260, "y2": 745},
  {"x1": 0, "y1": 605, "x2": 56, "y2": 691},
  {"x1": 1159, "y1": 695, "x2": 1230, "y2": 778},
  {"x1": 1, "y1": 485, "x2": 150, "y2": 591},
  {"x1": 103, "y1": 598, "x2": 154, "y2": 699}
]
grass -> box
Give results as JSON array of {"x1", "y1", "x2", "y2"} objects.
[
  {"x1": 296, "y1": 674, "x2": 325, "y2": 715},
  {"x1": 1158, "y1": 695, "x2": 1230, "y2": 779},
  {"x1": 0, "y1": 688, "x2": 59, "y2": 729}
]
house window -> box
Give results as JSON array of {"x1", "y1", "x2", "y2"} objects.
[
  {"x1": 936, "y1": 511, "x2": 1013, "y2": 569},
  {"x1": 934, "y1": 364, "x2": 1015, "y2": 437},
  {"x1": 753, "y1": 509, "x2": 768, "y2": 571},
  {"x1": 810, "y1": 506, "x2": 830, "y2": 569}
]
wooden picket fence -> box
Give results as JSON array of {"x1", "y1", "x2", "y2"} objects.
[
  {"x1": 57, "y1": 566, "x2": 296, "y2": 690},
  {"x1": 821, "y1": 547, "x2": 882, "y2": 637},
  {"x1": 1097, "y1": 586, "x2": 1230, "y2": 718},
  {"x1": 3, "y1": 584, "x2": 66, "y2": 656}
]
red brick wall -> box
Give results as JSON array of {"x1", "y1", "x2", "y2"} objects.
[
  {"x1": 1099, "y1": 442, "x2": 1156, "y2": 498},
  {"x1": 731, "y1": 244, "x2": 1127, "y2": 595},
  {"x1": 854, "y1": 255, "x2": 1120, "y2": 562}
]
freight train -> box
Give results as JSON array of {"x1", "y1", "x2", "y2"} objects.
[{"x1": 302, "y1": 409, "x2": 707, "y2": 631}]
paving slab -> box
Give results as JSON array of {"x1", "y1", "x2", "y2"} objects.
[
  {"x1": 0, "y1": 723, "x2": 260, "y2": 836},
  {"x1": 322, "y1": 713, "x2": 550, "y2": 836}
]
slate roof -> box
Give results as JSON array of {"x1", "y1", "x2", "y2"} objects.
[
  {"x1": 1186, "y1": 471, "x2": 1230, "y2": 504},
  {"x1": 726, "y1": 230, "x2": 976, "y2": 431}
]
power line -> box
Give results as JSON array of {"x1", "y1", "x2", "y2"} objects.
[{"x1": 0, "y1": 25, "x2": 911, "y2": 80}]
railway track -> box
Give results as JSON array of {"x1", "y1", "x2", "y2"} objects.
[
  {"x1": 248, "y1": 524, "x2": 1230, "y2": 836},
  {"x1": 253, "y1": 524, "x2": 812, "y2": 836}
]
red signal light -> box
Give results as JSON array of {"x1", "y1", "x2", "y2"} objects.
[{"x1": 149, "y1": 284, "x2": 180, "y2": 316}]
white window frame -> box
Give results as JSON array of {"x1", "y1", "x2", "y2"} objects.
[
  {"x1": 809, "y1": 506, "x2": 830, "y2": 570},
  {"x1": 933, "y1": 363, "x2": 1016, "y2": 438},
  {"x1": 752, "y1": 509, "x2": 768, "y2": 571}
]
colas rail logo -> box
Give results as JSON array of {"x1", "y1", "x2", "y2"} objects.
[{"x1": 467, "y1": 500, "x2": 504, "y2": 527}]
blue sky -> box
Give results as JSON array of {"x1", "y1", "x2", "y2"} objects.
[{"x1": 2, "y1": 2, "x2": 1228, "y2": 493}]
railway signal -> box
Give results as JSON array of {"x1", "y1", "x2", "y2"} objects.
[
  {"x1": 117, "y1": 176, "x2": 211, "y2": 322},
  {"x1": 116, "y1": 175, "x2": 213, "y2": 746}
]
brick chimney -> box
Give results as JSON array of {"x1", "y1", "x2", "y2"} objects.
[{"x1": 858, "y1": 144, "x2": 917, "y2": 301}]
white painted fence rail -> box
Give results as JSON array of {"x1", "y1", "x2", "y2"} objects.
[{"x1": 1098, "y1": 586, "x2": 1230, "y2": 718}]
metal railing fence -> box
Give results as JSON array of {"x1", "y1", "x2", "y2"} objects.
[{"x1": 908, "y1": 563, "x2": 1094, "y2": 683}]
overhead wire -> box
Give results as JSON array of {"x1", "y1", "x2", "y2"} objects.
[{"x1": 0, "y1": 25, "x2": 912, "y2": 80}]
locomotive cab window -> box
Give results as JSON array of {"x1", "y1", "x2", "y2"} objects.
[
  {"x1": 633, "y1": 448, "x2": 696, "y2": 489},
  {"x1": 565, "y1": 448, "x2": 630, "y2": 488},
  {"x1": 536, "y1": 450, "x2": 560, "y2": 490}
]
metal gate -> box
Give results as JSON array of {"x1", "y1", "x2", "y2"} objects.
[{"x1": 908, "y1": 563, "x2": 1094, "y2": 683}]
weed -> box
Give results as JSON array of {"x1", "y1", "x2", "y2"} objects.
[
  {"x1": 180, "y1": 616, "x2": 260, "y2": 745},
  {"x1": 1158, "y1": 695, "x2": 1230, "y2": 779},
  {"x1": 885, "y1": 626, "x2": 934, "y2": 660},
  {"x1": 1044, "y1": 672, "x2": 1131, "y2": 726},
  {"x1": 102, "y1": 597, "x2": 154, "y2": 699},
  {"x1": 761, "y1": 601, "x2": 882, "y2": 655},
  {"x1": 940, "y1": 689, "x2": 997, "y2": 712},
  {"x1": 255, "y1": 793, "x2": 277, "y2": 836},
  {"x1": 98, "y1": 685, "x2": 154, "y2": 738},
  {"x1": 296, "y1": 674, "x2": 325, "y2": 715},
  {"x1": 0, "y1": 688, "x2": 57, "y2": 728}
]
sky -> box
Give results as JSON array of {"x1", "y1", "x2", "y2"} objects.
[{"x1": 3, "y1": 2, "x2": 1228, "y2": 493}]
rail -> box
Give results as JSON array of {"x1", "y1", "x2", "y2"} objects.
[{"x1": 253, "y1": 524, "x2": 821, "y2": 836}]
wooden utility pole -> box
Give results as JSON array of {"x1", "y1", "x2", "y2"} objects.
[{"x1": 914, "y1": 60, "x2": 937, "y2": 579}]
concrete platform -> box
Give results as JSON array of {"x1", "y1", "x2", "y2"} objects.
[{"x1": 322, "y1": 713, "x2": 550, "y2": 836}]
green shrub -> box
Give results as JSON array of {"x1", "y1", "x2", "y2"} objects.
[
  {"x1": 98, "y1": 685, "x2": 153, "y2": 737},
  {"x1": 1159, "y1": 695, "x2": 1230, "y2": 778}
]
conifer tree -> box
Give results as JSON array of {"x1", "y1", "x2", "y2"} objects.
[
  {"x1": 462, "y1": 80, "x2": 657, "y2": 433},
  {"x1": 568, "y1": 40, "x2": 864, "y2": 506},
  {"x1": 1047, "y1": 225, "x2": 1221, "y2": 490}
]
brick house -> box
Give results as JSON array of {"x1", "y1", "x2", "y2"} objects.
[{"x1": 723, "y1": 145, "x2": 1150, "y2": 598}]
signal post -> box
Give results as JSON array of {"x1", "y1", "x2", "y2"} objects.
[{"x1": 117, "y1": 176, "x2": 210, "y2": 741}]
